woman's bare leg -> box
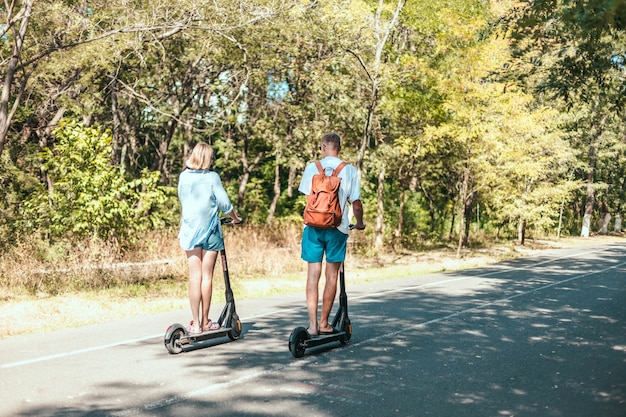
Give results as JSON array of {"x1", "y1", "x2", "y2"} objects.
[
  {"x1": 200, "y1": 250, "x2": 219, "y2": 329},
  {"x1": 186, "y1": 247, "x2": 203, "y2": 331}
]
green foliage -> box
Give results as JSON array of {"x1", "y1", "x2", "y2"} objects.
[
  {"x1": 1, "y1": 0, "x2": 625, "y2": 256},
  {"x1": 26, "y1": 119, "x2": 175, "y2": 241},
  {"x1": 504, "y1": 0, "x2": 626, "y2": 108},
  {"x1": 0, "y1": 154, "x2": 44, "y2": 248}
]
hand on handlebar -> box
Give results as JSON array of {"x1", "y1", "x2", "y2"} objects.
[
  {"x1": 221, "y1": 216, "x2": 243, "y2": 226},
  {"x1": 349, "y1": 223, "x2": 366, "y2": 231}
]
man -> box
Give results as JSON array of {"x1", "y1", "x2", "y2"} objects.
[{"x1": 298, "y1": 132, "x2": 365, "y2": 336}]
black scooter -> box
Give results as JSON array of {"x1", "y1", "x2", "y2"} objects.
[
  {"x1": 164, "y1": 218, "x2": 242, "y2": 354},
  {"x1": 288, "y1": 261, "x2": 352, "y2": 358}
]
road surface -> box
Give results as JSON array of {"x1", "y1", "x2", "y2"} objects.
[{"x1": 1, "y1": 242, "x2": 625, "y2": 416}]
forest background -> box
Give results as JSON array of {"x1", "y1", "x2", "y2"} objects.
[{"x1": 1, "y1": 0, "x2": 625, "y2": 335}]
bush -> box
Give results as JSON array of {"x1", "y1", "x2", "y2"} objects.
[{"x1": 24, "y1": 119, "x2": 176, "y2": 242}]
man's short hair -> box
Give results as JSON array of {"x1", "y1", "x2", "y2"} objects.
[{"x1": 322, "y1": 132, "x2": 341, "y2": 150}]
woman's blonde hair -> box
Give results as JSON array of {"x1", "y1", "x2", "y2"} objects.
[{"x1": 186, "y1": 142, "x2": 214, "y2": 170}]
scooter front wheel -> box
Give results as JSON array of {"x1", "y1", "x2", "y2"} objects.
[
  {"x1": 228, "y1": 315, "x2": 242, "y2": 341},
  {"x1": 165, "y1": 328, "x2": 185, "y2": 354},
  {"x1": 289, "y1": 327, "x2": 309, "y2": 358}
]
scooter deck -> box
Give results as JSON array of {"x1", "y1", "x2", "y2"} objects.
[
  {"x1": 180, "y1": 326, "x2": 233, "y2": 344},
  {"x1": 304, "y1": 330, "x2": 346, "y2": 348}
]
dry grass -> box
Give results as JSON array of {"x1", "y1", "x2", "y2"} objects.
[{"x1": 0, "y1": 227, "x2": 623, "y2": 339}]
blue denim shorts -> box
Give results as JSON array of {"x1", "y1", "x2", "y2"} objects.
[
  {"x1": 301, "y1": 226, "x2": 348, "y2": 263},
  {"x1": 195, "y1": 227, "x2": 224, "y2": 251}
]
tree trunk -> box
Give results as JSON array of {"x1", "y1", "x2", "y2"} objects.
[
  {"x1": 110, "y1": 80, "x2": 122, "y2": 166},
  {"x1": 580, "y1": 100, "x2": 607, "y2": 237},
  {"x1": 375, "y1": 166, "x2": 385, "y2": 248},
  {"x1": 0, "y1": 0, "x2": 34, "y2": 156},
  {"x1": 156, "y1": 99, "x2": 180, "y2": 182},
  {"x1": 419, "y1": 184, "x2": 436, "y2": 233},
  {"x1": 237, "y1": 149, "x2": 263, "y2": 209},
  {"x1": 599, "y1": 202, "x2": 611, "y2": 235},
  {"x1": 463, "y1": 192, "x2": 474, "y2": 248},
  {"x1": 599, "y1": 213, "x2": 611, "y2": 235},
  {"x1": 581, "y1": 186, "x2": 595, "y2": 237},
  {"x1": 456, "y1": 166, "x2": 470, "y2": 258},
  {"x1": 287, "y1": 165, "x2": 296, "y2": 198},
  {"x1": 353, "y1": 0, "x2": 406, "y2": 173},
  {"x1": 266, "y1": 152, "x2": 281, "y2": 223},
  {"x1": 449, "y1": 194, "x2": 458, "y2": 242},
  {"x1": 615, "y1": 213, "x2": 622, "y2": 232},
  {"x1": 394, "y1": 189, "x2": 405, "y2": 239},
  {"x1": 557, "y1": 198, "x2": 564, "y2": 238},
  {"x1": 182, "y1": 118, "x2": 195, "y2": 170},
  {"x1": 518, "y1": 218, "x2": 526, "y2": 245},
  {"x1": 428, "y1": 195, "x2": 435, "y2": 233},
  {"x1": 356, "y1": 86, "x2": 377, "y2": 173}
]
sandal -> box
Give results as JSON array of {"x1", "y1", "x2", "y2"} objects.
[
  {"x1": 186, "y1": 320, "x2": 202, "y2": 334},
  {"x1": 203, "y1": 319, "x2": 220, "y2": 331}
]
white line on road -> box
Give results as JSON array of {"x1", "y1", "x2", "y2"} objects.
[{"x1": 0, "y1": 336, "x2": 164, "y2": 369}]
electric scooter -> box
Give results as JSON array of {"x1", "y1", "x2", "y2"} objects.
[
  {"x1": 288, "y1": 261, "x2": 352, "y2": 358},
  {"x1": 164, "y1": 218, "x2": 242, "y2": 354}
]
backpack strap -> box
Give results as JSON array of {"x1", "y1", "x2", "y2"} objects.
[
  {"x1": 314, "y1": 161, "x2": 324, "y2": 175},
  {"x1": 332, "y1": 161, "x2": 347, "y2": 177},
  {"x1": 315, "y1": 160, "x2": 347, "y2": 177}
]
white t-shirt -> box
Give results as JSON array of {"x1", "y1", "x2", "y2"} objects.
[{"x1": 298, "y1": 156, "x2": 361, "y2": 235}]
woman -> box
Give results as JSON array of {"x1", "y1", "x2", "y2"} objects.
[{"x1": 178, "y1": 142, "x2": 242, "y2": 334}]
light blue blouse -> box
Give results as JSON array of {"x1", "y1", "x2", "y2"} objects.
[{"x1": 177, "y1": 169, "x2": 234, "y2": 250}]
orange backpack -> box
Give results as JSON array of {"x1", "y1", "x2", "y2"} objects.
[{"x1": 303, "y1": 161, "x2": 347, "y2": 228}]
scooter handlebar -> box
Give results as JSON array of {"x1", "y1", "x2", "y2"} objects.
[{"x1": 221, "y1": 217, "x2": 243, "y2": 226}]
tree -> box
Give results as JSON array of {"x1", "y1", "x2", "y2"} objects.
[
  {"x1": 502, "y1": 0, "x2": 626, "y2": 236},
  {"x1": 0, "y1": 0, "x2": 34, "y2": 156},
  {"x1": 482, "y1": 93, "x2": 581, "y2": 243}
]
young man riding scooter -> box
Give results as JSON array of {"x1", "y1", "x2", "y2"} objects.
[{"x1": 298, "y1": 132, "x2": 366, "y2": 336}]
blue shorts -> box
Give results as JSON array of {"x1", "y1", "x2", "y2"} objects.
[
  {"x1": 195, "y1": 227, "x2": 224, "y2": 251},
  {"x1": 301, "y1": 226, "x2": 348, "y2": 263}
]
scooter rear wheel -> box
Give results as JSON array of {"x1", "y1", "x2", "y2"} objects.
[
  {"x1": 340, "y1": 319, "x2": 352, "y2": 345},
  {"x1": 165, "y1": 328, "x2": 185, "y2": 354},
  {"x1": 289, "y1": 327, "x2": 309, "y2": 358}
]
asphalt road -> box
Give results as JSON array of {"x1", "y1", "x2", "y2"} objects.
[{"x1": 1, "y1": 242, "x2": 625, "y2": 417}]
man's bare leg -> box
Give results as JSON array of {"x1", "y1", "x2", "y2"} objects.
[
  {"x1": 306, "y1": 262, "x2": 323, "y2": 335},
  {"x1": 319, "y1": 261, "x2": 341, "y2": 333}
]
